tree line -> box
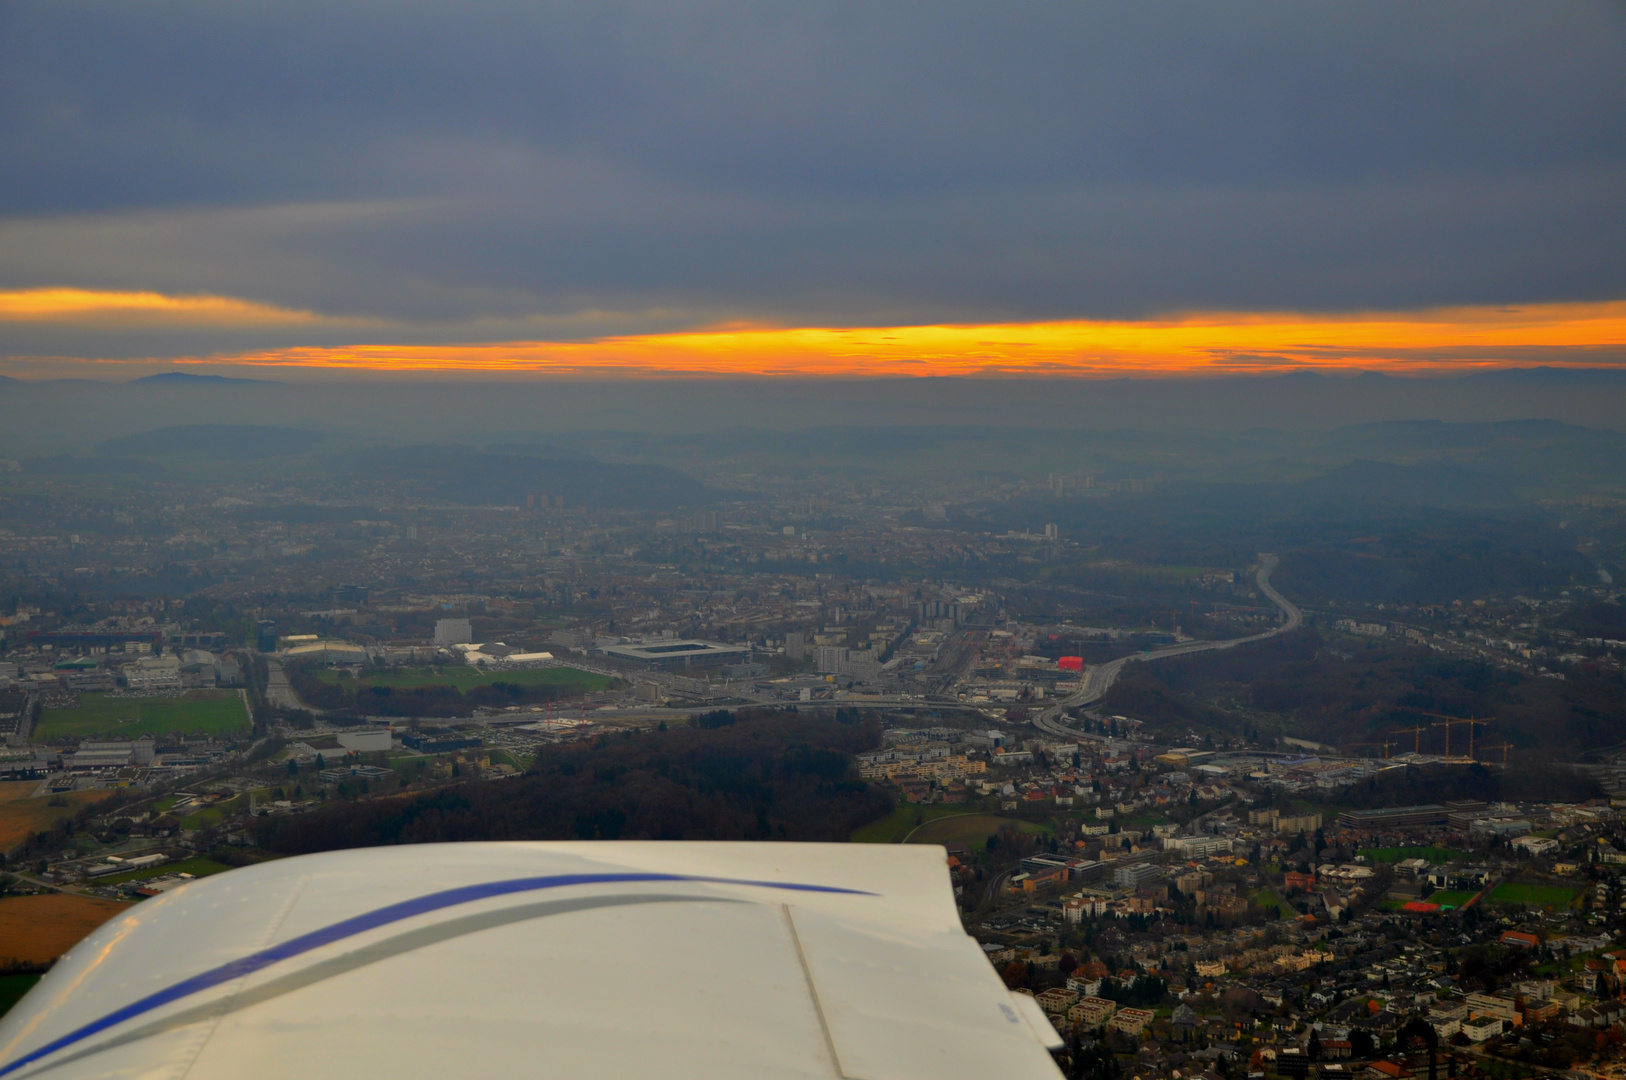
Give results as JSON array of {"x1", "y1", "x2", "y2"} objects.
[
  {"x1": 286, "y1": 665, "x2": 594, "y2": 718},
  {"x1": 254, "y1": 711, "x2": 892, "y2": 851}
]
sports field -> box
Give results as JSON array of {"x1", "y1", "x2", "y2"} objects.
[
  {"x1": 97, "y1": 856, "x2": 234, "y2": 887},
  {"x1": 0, "y1": 786, "x2": 115, "y2": 853},
  {"x1": 312, "y1": 666, "x2": 616, "y2": 694},
  {"x1": 1427, "y1": 889, "x2": 1477, "y2": 908},
  {"x1": 0, "y1": 894, "x2": 132, "y2": 966},
  {"x1": 35, "y1": 690, "x2": 250, "y2": 741},
  {"x1": 485, "y1": 749, "x2": 528, "y2": 770},
  {"x1": 1359, "y1": 845, "x2": 1472, "y2": 864},
  {"x1": 1486, "y1": 883, "x2": 1577, "y2": 909}
]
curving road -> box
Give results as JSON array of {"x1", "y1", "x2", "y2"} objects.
[{"x1": 1031, "y1": 553, "x2": 1301, "y2": 739}]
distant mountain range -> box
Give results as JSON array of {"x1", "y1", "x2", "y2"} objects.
[
  {"x1": 129, "y1": 372, "x2": 274, "y2": 385},
  {"x1": 98, "y1": 424, "x2": 318, "y2": 458},
  {"x1": 0, "y1": 366, "x2": 1615, "y2": 388},
  {"x1": 1263, "y1": 366, "x2": 1626, "y2": 385},
  {"x1": 328, "y1": 445, "x2": 712, "y2": 509}
]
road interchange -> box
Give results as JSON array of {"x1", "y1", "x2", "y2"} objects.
[{"x1": 1030, "y1": 553, "x2": 1302, "y2": 740}]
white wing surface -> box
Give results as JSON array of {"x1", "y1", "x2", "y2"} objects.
[{"x1": 0, "y1": 842, "x2": 1063, "y2": 1080}]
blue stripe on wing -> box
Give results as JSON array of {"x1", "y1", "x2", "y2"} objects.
[{"x1": 0, "y1": 871, "x2": 874, "y2": 1079}]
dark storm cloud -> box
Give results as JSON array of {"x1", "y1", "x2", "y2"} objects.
[{"x1": 1, "y1": 1, "x2": 1623, "y2": 336}]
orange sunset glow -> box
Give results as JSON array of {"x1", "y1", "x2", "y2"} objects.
[
  {"x1": 4, "y1": 291, "x2": 1625, "y2": 376},
  {"x1": 0, "y1": 288, "x2": 347, "y2": 326},
  {"x1": 211, "y1": 300, "x2": 1626, "y2": 376}
]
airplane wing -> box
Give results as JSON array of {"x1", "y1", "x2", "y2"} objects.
[{"x1": 0, "y1": 842, "x2": 1064, "y2": 1080}]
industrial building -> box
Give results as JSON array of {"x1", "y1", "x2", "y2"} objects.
[
  {"x1": 1112, "y1": 862, "x2": 1163, "y2": 888},
  {"x1": 66, "y1": 737, "x2": 158, "y2": 771},
  {"x1": 281, "y1": 639, "x2": 368, "y2": 664},
  {"x1": 1336, "y1": 804, "x2": 1449, "y2": 829},
  {"x1": 434, "y1": 618, "x2": 474, "y2": 646}
]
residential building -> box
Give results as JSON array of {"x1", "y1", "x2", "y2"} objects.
[
  {"x1": 1036, "y1": 989, "x2": 1079, "y2": 1014},
  {"x1": 1460, "y1": 1017, "x2": 1505, "y2": 1042},
  {"x1": 1466, "y1": 994, "x2": 1519, "y2": 1024},
  {"x1": 1070, "y1": 997, "x2": 1117, "y2": 1027},
  {"x1": 1108, "y1": 1007, "x2": 1153, "y2": 1035}
]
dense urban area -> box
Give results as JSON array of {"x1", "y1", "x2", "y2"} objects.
[{"x1": 2, "y1": 414, "x2": 1626, "y2": 1080}]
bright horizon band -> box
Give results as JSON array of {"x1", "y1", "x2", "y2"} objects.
[{"x1": 3, "y1": 290, "x2": 1624, "y2": 377}]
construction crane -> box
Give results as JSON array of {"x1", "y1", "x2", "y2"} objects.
[
  {"x1": 1402, "y1": 709, "x2": 1491, "y2": 762},
  {"x1": 1391, "y1": 725, "x2": 1428, "y2": 754},
  {"x1": 1480, "y1": 742, "x2": 1513, "y2": 767},
  {"x1": 1429, "y1": 718, "x2": 1485, "y2": 762},
  {"x1": 1349, "y1": 740, "x2": 1396, "y2": 760}
]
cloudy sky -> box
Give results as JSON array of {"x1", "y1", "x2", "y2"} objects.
[{"x1": 2, "y1": 1, "x2": 1624, "y2": 376}]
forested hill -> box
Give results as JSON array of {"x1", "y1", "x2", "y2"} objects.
[
  {"x1": 1097, "y1": 628, "x2": 1626, "y2": 767},
  {"x1": 254, "y1": 712, "x2": 891, "y2": 852}
]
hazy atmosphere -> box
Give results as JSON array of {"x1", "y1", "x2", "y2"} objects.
[
  {"x1": 2, "y1": 1, "x2": 1624, "y2": 375},
  {"x1": 4, "y1": 6, "x2": 1626, "y2": 1080}
]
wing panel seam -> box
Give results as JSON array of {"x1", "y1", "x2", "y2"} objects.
[{"x1": 782, "y1": 904, "x2": 848, "y2": 1080}]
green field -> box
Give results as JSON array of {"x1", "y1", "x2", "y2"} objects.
[
  {"x1": 178, "y1": 803, "x2": 232, "y2": 830},
  {"x1": 1427, "y1": 889, "x2": 1477, "y2": 908},
  {"x1": 313, "y1": 666, "x2": 616, "y2": 694},
  {"x1": 906, "y1": 814, "x2": 1053, "y2": 850},
  {"x1": 36, "y1": 691, "x2": 250, "y2": 741},
  {"x1": 852, "y1": 802, "x2": 978, "y2": 844},
  {"x1": 1486, "y1": 883, "x2": 1578, "y2": 909},
  {"x1": 170, "y1": 791, "x2": 270, "y2": 830},
  {"x1": 1359, "y1": 846, "x2": 1472, "y2": 864},
  {"x1": 851, "y1": 800, "x2": 1053, "y2": 849},
  {"x1": 1252, "y1": 887, "x2": 1289, "y2": 916},
  {"x1": 0, "y1": 974, "x2": 40, "y2": 1020},
  {"x1": 98, "y1": 856, "x2": 234, "y2": 887},
  {"x1": 1475, "y1": 1056, "x2": 1539, "y2": 1080}
]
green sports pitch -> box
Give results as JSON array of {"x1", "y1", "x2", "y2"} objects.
[
  {"x1": 1485, "y1": 883, "x2": 1578, "y2": 909},
  {"x1": 36, "y1": 691, "x2": 251, "y2": 741},
  {"x1": 1359, "y1": 845, "x2": 1472, "y2": 864},
  {"x1": 97, "y1": 856, "x2": 234, "y2": 887}
]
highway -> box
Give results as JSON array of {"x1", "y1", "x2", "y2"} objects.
[
  {"x1": 1031, "y1": 553, "x2": 1302, "y2": 739},
  {"x1": 262, "y1": 658, "x2": 317, "y2": 713}
]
